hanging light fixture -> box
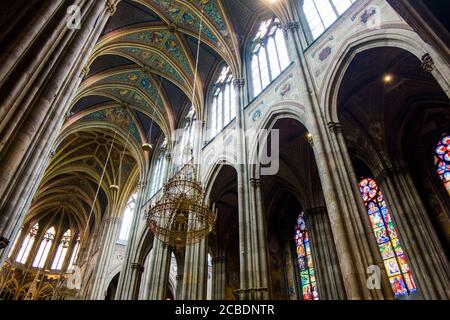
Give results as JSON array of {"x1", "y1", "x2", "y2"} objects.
[
  {"x1": 146, "y1": 6, "x2": 216, "y2": 250},
  {"x1": 146, "y1": 164, "x2": 217, "y2": 250}
]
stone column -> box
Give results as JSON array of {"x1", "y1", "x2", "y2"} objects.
[
  {"x1": 248, "y1": 178, "x2": 270, "y2": 299},
  {"x1": 88, "y1": 215, "x2": 122, "y2": 300},
  {"x1": 304, "y1": 207, "x2": 345, "y2": 300},
  {"x1": 146, "y1": 240, "x2": 170, "y2": 300},
  {"x1": 233, "y1": 78, "x2": 252, "y2": 299},
  {"x1": 114, "y1": 180, "x2": 148, "y2": 300},
  {"x1": 0, "y1": 1, "x2": 64, "y2": 84},
  {"x1": 0, "y1": 0, "x2": 120, "y2": 266},
  {"x1": 377, "y1": 166, "x2": 450, "y2": 299},
  {"x1": 211, "y1": 256, "x2": 226, "y2": 300},
  {"x1": 140, "y1": 249, "x2": 153, "y2": 300},
  {"x1": 181, "y1": 238, "x2": 207, "y2": 300},
  {"x1": 175, "y1": 274, "x2": 183, "y2": 300},
  {"x1": 127, "y1": 262, "x2": 144, "y2": 300}
]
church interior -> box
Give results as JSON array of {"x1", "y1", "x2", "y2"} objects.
[{"x1": 0, "y1": 0, "x2": 449, "y2": 300}]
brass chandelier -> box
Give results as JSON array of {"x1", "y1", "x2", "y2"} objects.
[{"x1": 146, "y1": 165, "x2": 216, "y2": 250}]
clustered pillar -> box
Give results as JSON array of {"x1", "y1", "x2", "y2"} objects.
[
  {"x1": 0, "y1": 0, "x2": 121, "y2": 266},
  {"x1": 304, "y1": 207, "x2": 345, "y2": 300}
]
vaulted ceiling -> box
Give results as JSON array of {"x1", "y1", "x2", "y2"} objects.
[
  {"x1": 25, "y1": 0, "x2": 277, "y2": 238},
  {"x1": 69, "y1": 0, "x2": 274, "y2": 148}
]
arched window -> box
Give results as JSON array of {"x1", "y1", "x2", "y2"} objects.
[
  {"x1": 32, "y1": 227, "x2": 56, "y2": 268},
  {"x1": 358, "y1": 178, "x2": 417, "y2": 297},
  {"x1": 119, "y1": 193, "x2": 137, "y2": 241},
  {"x1": 177, "y1": 107, "x2": 196, "y2": 167},
  {"x1": 208, "y1": 66, "x2": 235, "y2": 139},
  {"x1": 294, "y1": 212, "x2": 319, "y2": 300},
  {"x1": 16, "y1": 223, "x2": 39, "y2": 264},
  {"x1": 303, "y1": 0, "x2": 357, "y2": 40},
  {"x1": 250, "y1": 17, "x2": 290, "y2": 97},
  {"x1": 150, "y1": 153, "x2": 167, "y2": 197},
  {"x1": 435, "y1": 135, "x2": 450, "y2": 195},
  {"x1": 68, "y1": 235, "x2": 80, "y2": 271},
  {"x1": 51, "y1": 229, "x2": 71, "y2": 270}
]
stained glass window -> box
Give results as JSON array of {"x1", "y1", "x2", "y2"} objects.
[
  {"x1": 51, "y1": 229, "x2": 71, "y2": 270},
  {"x1": 435, "y1": 135, "x2": 450, "y2": 195},
  {"x1": 208, "y1": 66, "x2": 235, "y2": 139},
  {"x1": 250, "y1": 17, "x2": 290, "y2": 97},
  {"x1": 294, "y1": 212, "x2": 319, "y2": 300},
  {"x1": 16, "y1": 223, "x2": 39, "y2": 264},
  {"x1": 32, "y1": 227, "x2": 56, "y2": 268},
  {"x1": 358, "y1": 178, "x2": 416, "y2": 297},
  {"x1": 303, "y1": 0, "x2": 357, "y2": 40},
  {"x1": 150, "y1": 153, "x2": 167, "y2": 196}
]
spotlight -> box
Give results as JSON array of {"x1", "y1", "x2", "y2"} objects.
[
  {"x1": 305, "y1": 132, "x2": 313, "y2": 145},
  {"x1": 383, "y1": 74, "x2": 393, "y2": 84}
]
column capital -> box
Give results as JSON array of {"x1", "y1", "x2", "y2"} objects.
[
  {"x1": 327, "y1": 121, "x2": 344, "y2": 134},
  {"x1": 0, "y1": 236, "x2": 10, "y2": 249},
  {"x1": 421, "y1": 53, "x2": 434, "y2": 72},
  {"x1": 137, "y1": 181, "x2": 146, "y2": 189},
  {"x1": 375, "y1": 165, "x2": 409, "y2": 183},
  {"x1": 176, "y1": 274, "x2": 183, "y2": 281},
  {"x1": 106, "y1": 0, "x2": 120, "y2": 15},
  {"x1": 249, "y1": 178, "x2": 262, "y2": 187},
  {"x1": 233, "y1": 78, "x2": 245, "y2": 88},
  {"x1": 105, "y1": 217, "x2": 121, "y2": 225},
  {"x1": 81, "y1": 65, "x2": 90, "y2": 78},
  {"x1": 130, "y1": 262, "x2": 145, "y2": 273},
  {"x1": 283, "y1": 21, "x2": 300, "y2": 34},
  {"x1": 212, "y1": 256, "x2": 226, "y2": 264},
  {"x1": 304, "y1": 206, "x2": 327, "y2": 216}
]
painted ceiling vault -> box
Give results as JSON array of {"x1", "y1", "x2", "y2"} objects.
[{"x1": 26, "y1": 0, "x2": 277, "y2": 238}]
